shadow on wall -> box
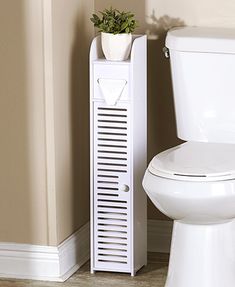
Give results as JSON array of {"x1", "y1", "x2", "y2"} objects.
[
  {"x1": 145, "y1": 11, "x2": 185, "y2": 220},
  {"x1": 146, "y1": 10, "x2": 185, "y2": 159},
  {"x1": 70, "y1": 9, "x2": 90, "y2": 232},
  {"x1": 146, "y1": 10, "x2": 185, "y2": 38}
]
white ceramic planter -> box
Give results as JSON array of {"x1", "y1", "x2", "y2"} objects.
[{"x1": 101, "y1": 32, "x2": 132, "y2": 61}]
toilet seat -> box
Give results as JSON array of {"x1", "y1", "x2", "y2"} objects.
[{"x1": 149, "y1": 142, "x2": 235, "y2": 181}]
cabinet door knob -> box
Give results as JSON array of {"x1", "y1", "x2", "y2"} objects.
[{"x1": 120, "y1": 184, "x2": 130, "y2": 192}]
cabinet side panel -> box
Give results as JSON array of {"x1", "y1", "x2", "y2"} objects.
[{"x1": 131, "y1": 36, "x2": 147, "y2": 273}]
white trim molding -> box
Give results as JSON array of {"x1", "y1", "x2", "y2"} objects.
[
  {"x1": 147, "y1": 219, "x2": 173, "y2": 253},
  {"x1": 0, "y1": 222, "x2": 89, "y2": 282},
  {"x1": 0, "y1": 220, "x2": 172, "y2": 281}
]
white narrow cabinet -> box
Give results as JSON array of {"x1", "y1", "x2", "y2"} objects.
[{"x1": 90, "y1": 35, "x2": 147, "y2": 276}]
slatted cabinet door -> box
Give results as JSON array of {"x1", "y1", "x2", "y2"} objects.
[{"x1": 93, "y1": 102, "x2": 132, "y2": 272}]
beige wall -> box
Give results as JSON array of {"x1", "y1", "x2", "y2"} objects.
[
  {"x1": 95, "y1": 0, "x2": 235, "y2": 220},
  {"x1": 0, "y1": 0, "x2": 94, "y2": 246},
  {"x1": 51, "y1": 0, "x2": 94, "y2": 244},
  {"x1": 0, "y1": 0, "x2": 48, "y2": 244}
]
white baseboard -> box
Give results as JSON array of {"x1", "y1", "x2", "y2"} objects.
[
  {"x1": 0, "y1": 222, "x2": 90, "y2": 282},
  {"x1": 147, "y1": 219, "x2": 173, "y2": 253},
  {"x1": 0, "y1": 220, "x2": 172, "y2": 281}
]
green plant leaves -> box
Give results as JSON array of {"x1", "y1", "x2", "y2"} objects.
[{"x1": 90, "y1": 7, "x2": 138, "y2": 34}]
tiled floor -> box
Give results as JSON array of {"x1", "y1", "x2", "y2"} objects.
[{"x1": 0, "y1": 253, "x2": 169, "y2": 287}]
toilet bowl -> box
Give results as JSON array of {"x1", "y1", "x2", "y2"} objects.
[
  {"x1": 142, "y1": 27, "x2": 235, "y2": 287},
  {"x1": 143, "y1": 142, "x2": 235, "y2": 287}
]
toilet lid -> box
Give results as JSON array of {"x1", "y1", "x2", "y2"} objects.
[{"x1": 149, "y1": 142, "x2": 235, "y2": 181}]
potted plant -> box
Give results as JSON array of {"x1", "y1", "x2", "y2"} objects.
[{"x1": 90, "y1": 7, "x2": 138, "y2": 61}]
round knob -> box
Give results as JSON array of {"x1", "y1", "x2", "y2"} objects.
[{"x1": 120, "y1": 184, "x2": 130, "y2": 192}]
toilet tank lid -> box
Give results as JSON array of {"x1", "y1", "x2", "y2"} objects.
[{"x1": 166, "y1": 27, "x2": 235, "y2": 54}]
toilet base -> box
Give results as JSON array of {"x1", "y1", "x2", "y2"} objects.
[{"x1": 165, "y1": 219, "x2": 235, "y2": 287}]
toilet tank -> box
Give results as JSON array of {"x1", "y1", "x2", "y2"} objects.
[{"x1": 166, "y1": 27, "x2": 235, "y2": 144}]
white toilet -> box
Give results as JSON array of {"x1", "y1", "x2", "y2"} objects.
[{"x1": 143, "y1": 27, "x2": 235, "y2": 287}]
